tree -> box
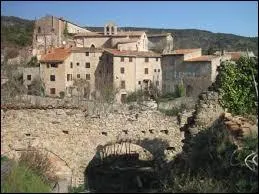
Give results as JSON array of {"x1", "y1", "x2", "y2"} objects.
[{"x1": 216, "y1": 56, "x2": 258, "y2": 116}]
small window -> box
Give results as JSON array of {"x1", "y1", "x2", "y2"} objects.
[
  {"x1": 145, "y1": 57, "x2": 149, "y2": 62},
  {"x1": 85, "y1": 52, "x2": 89, "y2": 56},
  {"x1": 77, "y1": 62, "x2": 80, "y2": 66},
  {"x1": 85, "y1": 63, "x2": 90, "y2": 68},
  {"x1": 47, "y1": 64, "x2": 50, "y2": 68},
  {"x1": 154, "y1": 69, "x2": 156, "y2": 72},
  {"x1": 67, "y1": 74, "x2": 72, "y2": 81},
  {"x1": 121, "y1": 81, "x2": 125, "y2": 89},
  {"x1": 138, "y1": 81, "x2": 141, "y2": 85},
  {"x1": 50, "y1": 88, "x2": 56, "y2": 94},
  {"x1": 120, "y1": 67, "x2": 125, "y2": 74},
  {"x1": 156, "y1": 58, "x2": 159, "y2": 61},
  {"x1": 27, "y1": 75, "x2": 31, "y2": 80},
  {"x1": 129, "y1": 57, "x2": 133, "y2": 62},
  {"x1": 50, "y1": 75, "x2": 55, "y2": 81},
  {"x1": 86, "y1": 74, "x2": 90, "y2": 80},
  {"x1": 70, "y1": 62, "x2": 73, "y2": 68},
  {"x1": 121, "y1": 57, "x2": 124, "y2": 62},
  {"x1": 144, "y1": 68, "x2": 148, "y2": 74},
  {"x1": 51, "y1": 64, "x2": 58, "y2": 68},
  {"x1": 77, "y1": 74, "x2": 80, "y2": 78},
  {"x1": 158, "y1": 69, "x2": 160, "y2": 72}
]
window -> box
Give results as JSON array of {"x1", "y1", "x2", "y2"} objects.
[
  {"x1": 145, "y1": 57, "x2": 149, "y2": 62},
  {"x1": 156, "y1": 81, "x2": 159, "y2": 86},
  {"x1": 86, "y1": 74, "x2": 90, "y2": 80},
  {"x1": 138, "y1": 81, "x2": 141, "y2": 85},
  {"x1": 77, "y1": 74, "x2": 80, "y2": 78},
  {"x1": 156, "y1": 57, "x2": 159, "y2": 61},
  {"x1": 158, "y1": 69, "x2": 160, "y2": 72},
  {"x1": 47, "y1": 64, "x2": 50, "y2": 68},
  {"x1": 50, "y1": 88, "x2": 56, "y2": 95},
  {"x1": 144, "y1": 68, "x2": 148, "y2": 74},
  {"x1": 50, "y1": 75, "x2": 55, "y2": 81},
  {"x1": 70, "y1": 62, "x2": 73, "y2": 68},
  {"x1": 77, "y1": 62, "x2": 80, "y2": 66},
  {"x1": 121, "y1": 57, "x2": 124, "y2": 62},
  {"x1": 129, "y1": 57, "x2": 133, "y2": 62},
  {"x1": 27, "y1": 75, "x2": 31, "y2": 80},
  {"x1": 121, "y1": 94, "x2": 127, "y2": 103},
  {"x1": 85, "y1": 63, "x2": 90, "y2": 68},
  {"x1": 51, "y1": 64, "x2": 58, "y2": 68},
  {"x1": 154, "y1": 69, "x2": 157, "y2": 72},
  {"x1": 67, "y1": 74, "x2": 72, "y2": 81},
  {"x1": 120, "y1": 67, "x2": 125, "y2": 74},
  {"x1": 85, "y1": 52, "x2": 89, "y2": 56},
  {"x1": 121, "y1": 81, "x2": 125, "y2": 89}
]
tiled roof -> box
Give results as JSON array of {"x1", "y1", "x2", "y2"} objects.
[
  {"x1": 225, "y1": 52, "x2": 243, "y2": 61},
  {"x1": 39, "y1": 47, "x2": 71, "y2": 63},
  {"x1": 117, "y1": 38, "x2": 139, "y2": 44},
  {"x1": 104, "y1": 49, "x2": 161, "y2": 57},
  {"x1": 74, "y1": 32, "x2": 103, "y2": 37},
  {"x1": 185, "y1": 55, "x2": 219, "y2": 62},
  {"x1": 162, "y1": 48, "x2": 201, "y2": 55}
]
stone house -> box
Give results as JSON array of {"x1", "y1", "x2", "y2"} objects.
[
  {"x1": 33, "y1": 15, "x2": 90, "y2": 59},
  {"x1": 38, "y1": 47, "x2": 102, "y2": 98},
  {"x1": 23, "y1": 67, "x2": 40, "y2": 94},
  {"x1": 147, "y1": 33, "x2": 174, "y2": 54},
  {"x1": 73, "y1": 22, "x2": 148, "y2": 52},
  {"x1": 98, "y1": 49, "x2": 162, "y2": 103},
  {"x1": 161, "y1": 48, "x2": 222, "y2": 97}
]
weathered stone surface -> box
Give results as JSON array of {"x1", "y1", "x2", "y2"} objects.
[{"x1": 1, "y1": 106, "x2": 183, "y2": 187}]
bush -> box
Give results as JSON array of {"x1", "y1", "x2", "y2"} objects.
[
  {"x1": 68, "y1": 184, "x2": 86, "y2": 193},
  {"x1": 216, "y1": 56, "x2": 258, "y2": 116},
  {"x1": 159, "y1": 104, "x2": 187, "y2": 116},
  {"x1": 59, "y1": 91, "x2": 65, "y2": 99},
  {"x1": 175, "y1": 83, "x2": 186, "y2": 98},
  {"x1": 19, "y1": 149, "x2": 57, "y2": 184},
  {"x1": 1, "y1": 163, "x2": 51, "y2": 193},
  {"x1": 126, "y1": 90, "x2": 144, "y2": 103}
]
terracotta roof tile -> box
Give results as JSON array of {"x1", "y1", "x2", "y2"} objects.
[
  {"x1": 39, "y1": 47, "x2": 71, "y2": 63},
  {"x1": 104, "y1": 49, "x2": 161, "y2": 57},
  {"x1": 185, "y1": 55, "x2": 219, "y2": 62}
]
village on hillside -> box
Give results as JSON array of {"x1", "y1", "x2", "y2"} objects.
[{"x1": 2, "y1": 15, "x2": 256, "y2": 103}]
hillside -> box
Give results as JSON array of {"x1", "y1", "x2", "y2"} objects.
[
  {"x1": 1, "y1": 16, "x2": 34, "y2": 48},
  {"x1": 1, "y1": 16, "x2": 258, "y2": 56}
]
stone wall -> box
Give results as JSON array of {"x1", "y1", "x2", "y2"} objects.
[{"x1": 1, "y1": 103, "x2": 184, "y2": 187}]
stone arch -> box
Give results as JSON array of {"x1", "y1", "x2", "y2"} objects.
[
  {"x1": 85, "y1": 138, "x2": 169, "y2": 192},
  {"x1": 90, "y1": 44, "x2": 95, "y2": 52}
]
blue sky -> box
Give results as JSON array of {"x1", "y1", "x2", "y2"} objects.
[{"x1": 1, "y1": 1, "x2": 258, "y2": 37}]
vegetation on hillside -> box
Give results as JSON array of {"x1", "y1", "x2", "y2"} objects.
[{"x1": 1, "y1": 16, "x2": 34, "y2": 47}]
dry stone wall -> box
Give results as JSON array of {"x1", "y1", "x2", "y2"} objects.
[{"x1": 1, "y1": 104, "x2": 184, "y2": 187}]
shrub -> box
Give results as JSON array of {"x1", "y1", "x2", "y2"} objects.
[
  {"x1": 175, "y1": 83, "x2": 186, "y2": 98},
  {"x1": 1, "y1": 163, "x2": 51, "y2": 193},
  {"x1": 126, "y1": 90, "x2": 144, "y2": 103},
  {"x1": 59, "y1": 91, "x2": 65, "y2": 99},
  {"x1": 216, "y1": 56, "x2": 258, "y2": 116},
  {"x1": 68, "y1": 184, "x2": 86, "y2": 193},
  {"x1": 19, "y1": 149, "x2": 57, "y2": 184}
]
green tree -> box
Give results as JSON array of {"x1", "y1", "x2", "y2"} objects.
[{"x1": 216, "y1": 56, "x2": 258, "y2": 115}]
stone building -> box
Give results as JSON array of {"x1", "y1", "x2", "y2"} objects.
[
  {"x1": 38, "y1": 47, "x2": 102, "y2": 98},
  {"x1": 98, "y1": 49, "x2": 162, "y2": 103},
  {"x1": 74, "y1": 22, "x2": 148, "y2": 52},
  {"x1": 32, "y1": 15, "x2": 90, "y2": 59},
  {"x1": 23, "y1": 67, "x2": 40, "y2": 94},
  {"x1": 161, "y1": 48, "x2": 222, "y2": 97},
  {"x1": 147, "y1": 33, "x2": 174, "y2": 54}
]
